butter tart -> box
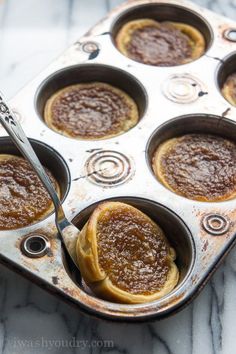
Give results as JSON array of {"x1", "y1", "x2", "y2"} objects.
[
  {"x1": 116, "y1": 19, "x2": 205, "y2": 66},
  {"x1": 0, "y1": 154, "x2": 60, "y2": 230},
  {"x1": 221, "y1": 73, "x2": 236, "y2": 106},
  {"x1": 44, "y1": 82, "x2": 139, "y2": 140},
  {"x1": 153, "y1": 134, "x2": 236, "y2": 201},
  {"x1": 76, "y1": 201, "x2": 179, "y2": 304}
]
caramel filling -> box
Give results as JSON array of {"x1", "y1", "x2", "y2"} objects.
[
  {"x1": 96, "y1": 205, "x2": 171, "y2": 295},
  {"x1": 45, "y1": 83, "x2": 138, "y2": 139},
  {"x1": 127, "y1": 23, "x2": 192, "y2": 66},
  {"x1": 158, "y1": 134, "x2": 236, "y2": 201},
  {"x1": 0, "y1": 155, "x2": 58, "y2": 230}
]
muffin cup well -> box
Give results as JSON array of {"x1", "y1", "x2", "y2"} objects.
[
  {"x1": 35, "y1": 64, "x2": 147, "y2": 139},
  {"x1": 0, "y1": 136, "x2": 70, "y2": 229},
  {"x1": 147, "y1": 114, "x2": 236, "y2": 201},
  {"x1": 217, "y1": 51, "x2": 236, "y2": 105},
  {"x1": 63, "y1": 197, "x2": 195, "y2": 305},
  {"x1": 111, "y1": 3, "x2": 213, "y2": 65}
]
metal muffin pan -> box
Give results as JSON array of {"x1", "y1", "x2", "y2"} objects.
[{"x1": 1, "y1": 0, "x2": 236, "y2": 321}]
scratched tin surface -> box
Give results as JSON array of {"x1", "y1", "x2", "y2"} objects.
[{"x1": 0, "y1": 0, "x2": 236, "y2": 321}]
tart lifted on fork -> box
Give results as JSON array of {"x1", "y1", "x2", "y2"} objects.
[{"x1": 76, "y1": 201, "x2": 179, "y2": 304}]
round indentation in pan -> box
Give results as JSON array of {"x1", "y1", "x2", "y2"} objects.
[
  {"x1": 80, "y1": 41, "x2": 100, "y2": 53},
  {"x1": 147, "y1": 114, "x2": 236, "y2": 202},
  {"x1": 35, "y1": 64, "x2": 147, "y2": 140},
  {"x1": 0, "y1": 136, "x2": 70, "y2": 230},
  {"x1": 21, "y1": 234, "x2": 51, "y2": 258},
  {"x1": 202, "y1": 214, "x2": 230, "y2": 235},
  {"x1": 162, "y1": 74, "x2": 207, "y2": 103},
  {"x1": 111, "y1": 3, "x2": 213, "y2": 66},
  {"x1": 62, "y1": 197, "x2": 195, "y2": 318},
  {"x1": 85, "y1": 150, "x2": 134, "y2": 186},
  {"x1": 217, "y1": 52, "x2": 236, "y2": 106},
  {"x1": 223, "y1": 28, "x2": 236, "y2": 42}
]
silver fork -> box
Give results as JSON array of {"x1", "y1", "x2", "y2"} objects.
[{"x1": 0, "y1": 95, "x2": 81, "y2": 274}]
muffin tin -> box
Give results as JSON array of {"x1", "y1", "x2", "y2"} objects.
[{"x1": 1, "y1": 0, "x2": 236, "y2": 321}]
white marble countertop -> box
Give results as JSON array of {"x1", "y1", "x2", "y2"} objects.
[{"x1": 0, "y1": 0, "x2": 236, "y2": 353}]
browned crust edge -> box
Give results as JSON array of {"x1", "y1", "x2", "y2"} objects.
[{"x1": 76, "y1": 201, "x2": 179, "y2": 304}]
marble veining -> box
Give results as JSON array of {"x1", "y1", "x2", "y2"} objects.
[{"x1": 0, "y1": 0, "x2": 235, "y2": 353}]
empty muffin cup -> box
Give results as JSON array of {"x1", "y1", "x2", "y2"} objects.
[{"x1": 36, "y1": 64, "x2": 147, "y2": 140}]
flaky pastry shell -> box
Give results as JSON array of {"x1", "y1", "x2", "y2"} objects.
[{"x1": 76, "y1": 201, "x2": 179, "y2": 304}]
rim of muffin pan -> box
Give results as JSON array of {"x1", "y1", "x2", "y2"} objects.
[
  {"x1": 0, "y1": 137, "x2": 71, "y2": 231},
  {"x1": 146, "y1": 113, "x2": 236, "y2": 202},
  {"x1": 216, "y1": 51, "x2": 236, "y2": 106},
  {"x1": 110, "y1": 2, "x2": 214, "y2": 67},
  {"x1": 62, "y1": 196, "x2": 195, "y2": 315},
  {"x1": 35, "y1": 63, "x2": 148, "y2": 140}
]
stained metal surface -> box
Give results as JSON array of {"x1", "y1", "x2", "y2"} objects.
[{"x1": 0, "y1": 0, "x2": 235, "y2": 321}]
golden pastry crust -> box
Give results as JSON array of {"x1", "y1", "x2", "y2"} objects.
[
  {"x1": 166, "y1": 22, "x2": 205, "y2": 62},
  {"x1": 76, "y1": 201, "x2": 179, "y2": 304},
  {"x1": 0, "y1": 154, "x2": 60, "y2": 230},
  {"x1": 152, "y1": 134, "x2": 236, "y2": 202},
  {"x1": 221, "y1": 73, "x2": 236, "y2": 106},
  {"x1": 116, "y1": 18, "x2": 205, "y2": 66},
  {"x1": 116, "y1": 19, "x2": 159, "y2": 59},
  {"x1": 44, "y1": 82, "x2": 139, "y2": 140}
]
